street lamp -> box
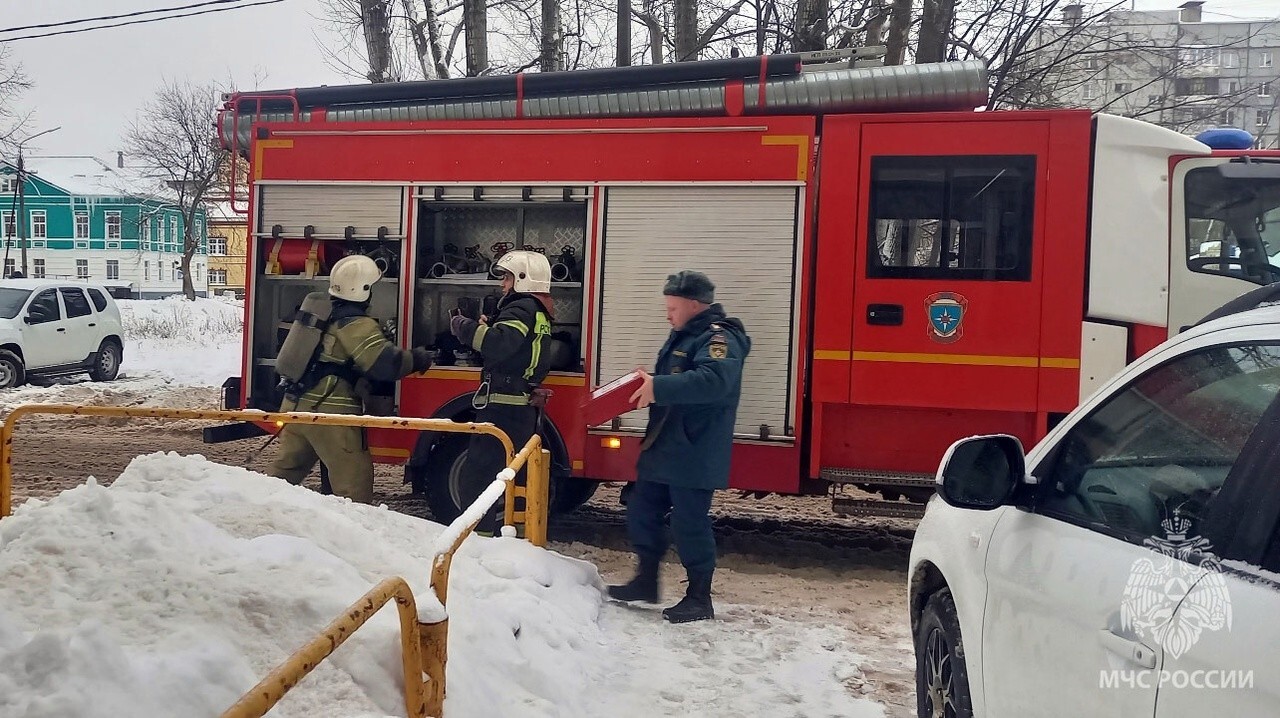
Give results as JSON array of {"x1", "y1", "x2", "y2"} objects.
[{"x1": 12, "y1": 126, "x2": 61, "y2": 276}]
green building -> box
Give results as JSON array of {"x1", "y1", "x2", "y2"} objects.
[{"x1": 0, "y1": 155, "x2": 208, "y2": 298}]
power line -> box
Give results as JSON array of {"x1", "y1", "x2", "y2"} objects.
[
  {"x1": 0, "y1": 0, "x2": 261, "y2": 35},
  {"x1": 0, "y1": 0, "x2": 286, "y2": 42}
]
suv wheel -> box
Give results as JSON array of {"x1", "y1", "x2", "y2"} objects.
[
  {"x1": 0, "y1": 349, "x2": 26, "y2": 389},
  {"x1": 916, "y1": 589, "x2": 974, "y2": 718},
  {"x1": 89, "y1": 340, "x2": 121, "y2": 382}
]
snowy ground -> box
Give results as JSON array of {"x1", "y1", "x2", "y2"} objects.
[{"x1": 0, "y1": 298, "x2": 913, "y2": 717}]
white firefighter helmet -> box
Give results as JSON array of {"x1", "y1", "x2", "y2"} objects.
[
  {"x1": 494, "y1": 250, "x2": 552, "y2": 293},
  {"x1": 329, "y1": 254, "x2": 382, "y2": 302}
]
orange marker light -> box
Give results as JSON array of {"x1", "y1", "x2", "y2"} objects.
[{"x1": 602, "y1": 437, "x2": 622, "y2": 449}]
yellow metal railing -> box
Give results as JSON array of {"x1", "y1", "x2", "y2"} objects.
[{"x1": 0, "y1": 404, "x2": 553, "y2": 718}]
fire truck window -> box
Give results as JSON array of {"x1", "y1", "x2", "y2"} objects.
[
  {"x1": 867, "y1": 155, "x2": 1036, "y2": 281},
  {"x1": 1185, "y1": 166, "x2": 1280, "y2": 285}
]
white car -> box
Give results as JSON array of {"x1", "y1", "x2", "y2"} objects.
[
  {"x1": 0, "y1": 279, "x2": 124, "y2": 388},
  {"x1": 909, "y1": 287, "x2": 1280, "y2": 717}
]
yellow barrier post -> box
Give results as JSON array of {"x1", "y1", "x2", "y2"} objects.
[
  {"x1": 0, "y1": 404, "x2": 557, "y2": 718},
  {"x1": 220, "y1": 577, "x2": 428, "y2": 718}
]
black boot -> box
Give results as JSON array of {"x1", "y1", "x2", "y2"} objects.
[
  {"x1": 662, "y1": 570, "x2": 714, "y2": 623},
  {"x1": 607, "y1": 556, "x2": 660, "y2": 603}
]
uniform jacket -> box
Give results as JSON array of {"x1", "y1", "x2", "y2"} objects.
[
  {"x1": 283, "y1": 299, "x2": 416, "y2": 415},
  {"x1": 636, "y1": 304, "x2": 751, "y2": 490},
  {"x1": 454, "y1": 292, "x2": 554, "y2": 403}
]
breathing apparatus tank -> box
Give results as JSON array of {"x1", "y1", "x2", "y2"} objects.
[{"x1": 276, "y1": 291, "x2": 334, "y2": 396}]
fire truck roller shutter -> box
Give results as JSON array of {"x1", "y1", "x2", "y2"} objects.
[
  {"x1": 596, "y1": 186, "x2": 799, "y2": 438},
  {"x1": 258, "y1": 185, "x2": 405, "y2": 252}
]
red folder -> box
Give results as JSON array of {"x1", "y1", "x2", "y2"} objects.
[{"x1": 582, "y1": 370, "x2": 644, "y2": 427}]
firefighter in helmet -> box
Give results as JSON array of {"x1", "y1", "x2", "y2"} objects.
[
  {"x1": 449, "y1": 250, "x2": 555, "y2": 532},
  {"x1": 268, "y1": 254, "x2": 434, "y2": 503}
]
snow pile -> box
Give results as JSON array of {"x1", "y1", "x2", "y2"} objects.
[
  {"x1": 117, "y1": 297, "x2": 243, "y2": 387},
  {"x1": 0, "y1": 453, "x2": 609, "y2": 718}
]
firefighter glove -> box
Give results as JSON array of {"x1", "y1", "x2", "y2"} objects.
[
  {"x1": 450, "y1": 314, "x2": 473, "y2": 338},
  {"x1": 411, "y1": 347, "x2": 434, "y2": 373}
]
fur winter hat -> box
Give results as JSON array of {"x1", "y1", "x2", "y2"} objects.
[{"x1": 662, "y1": 270, "x2": 715, "y2": 304}]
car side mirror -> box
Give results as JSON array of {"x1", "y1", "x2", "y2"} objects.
[{"x1": 935, "y1": 435, "x2": 1027, "y2": 510}]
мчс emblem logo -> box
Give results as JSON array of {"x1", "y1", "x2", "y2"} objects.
[
  {"x1": 925, "y1": 292, "x2": 968, "y2": 344},
  {"x1": 1120, "y1": 515, "x2": 1232, "y2": 659}
]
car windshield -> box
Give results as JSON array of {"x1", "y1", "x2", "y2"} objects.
[
  {"x1": 0, "y1": 288, "x2": 32, "y2": 319},
  {"x1": 1185, "y1": 163, "x2": 1280, "y2": 284}
]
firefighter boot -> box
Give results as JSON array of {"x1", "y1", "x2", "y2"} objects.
[
  {"x1": 607, "y1": 556, "x2": 660, "y2": 603},
  {"x1": 662, "y1": 570, "x2": 714, "y2": 623}
]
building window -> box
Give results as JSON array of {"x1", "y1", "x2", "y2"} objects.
[
  {"x1": 1227, "y1": 80, "x2": 1240, "y2": 94},
  {"x1": 1222, "y1": 51, "x2": 1239, "y2": 68},
  {"x1": 1180, "y1": 47, "x2": 1219, "y2": 67},
  {"x1": 1261, "y1": 51, "x2": 1274, "y2": 69},
  {"x1": 1175, "y1": 77, "x2": 1219, "y2": 96},
  {"x1": 74, "y1": 240, "x2": 88, "y2": 249},
  {"x1": 209, "y1": 235, "x2": 228, "y2": 256},
  {"x1": 0, "y1": 176, "x2": 14, "y2": 194},
  {"x1": 868, "y1": 155, "x2": 1037, "y2": 282},
  {"x1": 31, "y1": 240, "x2": 44, "y2": 248},
  {"x1": 144, "y1": 261, "x2": 150, "y2": 281},
  {"x1": 1082, "y1": 81, "x2": 1100, "y2": 100},
  {"x1": 106, "y1": 260, "x2": 119, "y2": 281},
  {"x1": 195, "y1": 219, "x2": 203, "y2": 242},
  {"x1": 76, "y1": 259, "x2": 89, "y2": 279},
  {"x1": 195, "y1": 264, "x2": 201, "y2": 282},
  {"x1": 106, "y1": 242, "x2": 119, "y2": 250},
  {"x1": 106, "y1": 211, "x2": 121, "y2": 240},
  {"x1": 209, "y1": 268, "x2": 228, "y2": 285},
  {"x1": 1224, "y1": 110, "x2": 1237, "y2": 125},
  {"x1": 1, "y1": 211, "x2": 13, "y2": 239},
  {"x1": 1260, "y1": 110, "x2": 1273, "y2": 128},
  {"x1": 1261, "y1": 82, "x2": 1273, "y2": 97},
  {"x1": 32, "y1": 258, "x2": 44, "y2": 279},
  {"x1": 168, "y1": 217, "x2": 176, "y2": 244},
  {"x1": 30, "y1": 210, "x2": 46, "y2": 239},
  {"x1": 141, "y1": 218, "x2": 150, "y2": 249},
  {"x1": 158, "y1": 264, "x2": 164, "y2": 281},
  {"x1": 74, "y1": 211, "x2": 89, "y2": 239},
  {"x1": 1114, "y1": 83, "x2": 1131, "y2": 93},
  {"x1": 3, "y1": 259, "x2": 13, "y2": 277}
]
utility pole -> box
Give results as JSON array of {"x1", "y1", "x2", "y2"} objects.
[{"x1": 13, "y1": 126, "x2": 61, "y2": 276}]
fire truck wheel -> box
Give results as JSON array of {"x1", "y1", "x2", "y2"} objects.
[
  {"x1": 421, "y1": 435, "x2": 472, "y2": 524},
  {"x1": 0, "y1": 349, "x2": 25, "y2": 389},
  {"x1": 550, "y1": 476, "x2": 598, "y2": 514},
  {"x1": 915, "y1": 589, "x2": 973, "y2": 718}
]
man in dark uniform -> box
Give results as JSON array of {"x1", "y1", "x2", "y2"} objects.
[
  {"x1": 608, "y1": 270, "x2": 751, "y2": 623},
  {"x1": 449, "y1": 250, "x2": 555, "y2": 532},
  {"x1": 269, "y1": 254, "x2": 434, "y2": 503}
]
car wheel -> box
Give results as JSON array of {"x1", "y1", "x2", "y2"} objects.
[
  {"x1": 89, "y1": 340, "x2": 121, "y2": 382},
  {"x1": 916, "y1": 589, "x2": 974, "y2": 718},
  {"x1": 0, "y1": 349, "x2": 26, "y2": 389}
]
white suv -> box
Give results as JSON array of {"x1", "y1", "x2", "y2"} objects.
[
  {"x1": 910, "y1": 288, "x2": 1280, "y2": 717},
  {"x1": 0, "y1": 279, "x2": 124, "y2": 388}
]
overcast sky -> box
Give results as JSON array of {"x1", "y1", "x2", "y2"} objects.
[{"x1": 3, "y1": 0, "x2": 1277, "y2": 163}]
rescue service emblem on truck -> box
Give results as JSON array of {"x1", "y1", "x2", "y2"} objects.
[{"x1": 925, "y1": 292, "x2": 968, "y2": 344}]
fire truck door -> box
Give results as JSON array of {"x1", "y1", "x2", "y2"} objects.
[{"x1": 850, "y1": 121, "x2": 1049, "y2": 414}]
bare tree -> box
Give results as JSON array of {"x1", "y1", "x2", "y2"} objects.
[
  {"x1": 673, "y1": 0, "x2": 698, "y2": 59},
  {"x1": 125, "y1": 80, "x2": 230, "y2": 301},
  {"x1": 542, "y1": 0, "x2": 564, "y2": 70},
  {"x1": 916, "y1": 0, "x2": 954, "y2": 62},
  {"x1": 0, "y1": 48, "x2": 32, "y2": 150},
  {"x1": 793, "y1": 0, "x2": 830, "y2": 51},
  {"x1": 361, "y1": 0, "x2": 398, "y2": 81},
  {"x1": 885, "y1": 0, "x2": 913, "y2": 64}
]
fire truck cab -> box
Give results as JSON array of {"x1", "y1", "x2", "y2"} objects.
[{"x1": 215, "y1": 52, "x2": 1280, "y2": 520}]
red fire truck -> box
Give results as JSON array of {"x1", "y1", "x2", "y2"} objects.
[{"x1": 212, "y1": 51, "x2": 1280, "y2": 520}]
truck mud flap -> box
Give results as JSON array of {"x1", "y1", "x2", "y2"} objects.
[{"x1": 203, "y1": 421, "x2": 269, "y2": 444}]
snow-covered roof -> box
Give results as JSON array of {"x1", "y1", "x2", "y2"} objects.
[{"x1": 17, "y1": 156, "x2": 169, "y2": 199}]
